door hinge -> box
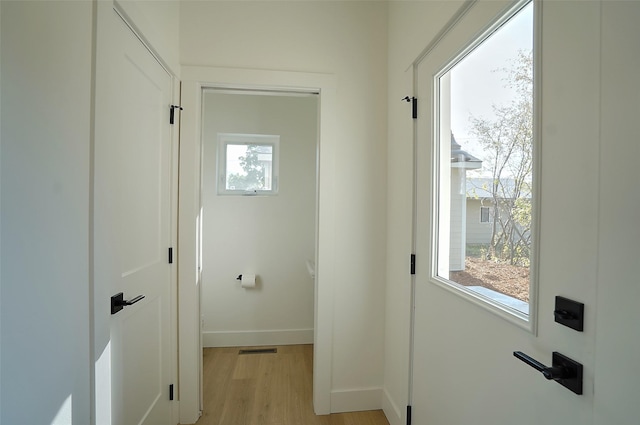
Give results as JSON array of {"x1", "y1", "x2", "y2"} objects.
[
  {"x1": 168, "y1": 247, "x2": 173, "y2": 264},
  {"x1": 169, "y1": 104, "x2": 183, "y2": 125},
  {"x1": 402, "y1": 96, "x2": 417, "y2": 119},
  {"x1": 406, "y1": 405, "x2": 412, "y2": 425},
  {"x1": 410, "y1": 254, "x2": 416, "y2": 275},
  {"x1": 169, "y1": 384, "x2": 174, "y2": 401}
]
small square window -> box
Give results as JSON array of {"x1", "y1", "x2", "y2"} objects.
[{"x1": 217, "y1": 133, "x2": 279, "y2": 195}]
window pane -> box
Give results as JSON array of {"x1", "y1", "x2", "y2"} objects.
[
  {"x1": 480, "y1": 207, "x2": 490, "y2": 223},
  {"x1": 225, "y1": 144, "x2": 274, "y2": 191},
  {"x1": 436, "y1": 2, "x2": 533, "y2": 314}
]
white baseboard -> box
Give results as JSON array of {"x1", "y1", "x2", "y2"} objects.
[
  {"x1": 202, "y1": 328, "x2": 313, "y2": 347},
  {"x1": 330, "y1": 387, "x2": 382, "y2": 413},
  {"x1": 382, "y1": 387, "x2": 404, "y2": 425}
]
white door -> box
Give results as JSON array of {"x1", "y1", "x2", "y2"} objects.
[
  {"x1": 95, "y1": 9, "x2": 175, "y2": 425},
  {"x1": 411, "y1": 1, "x2": 606, "y2": 424}
]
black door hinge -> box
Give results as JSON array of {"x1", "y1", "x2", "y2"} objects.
[
  {"x1": 169, "y1": 105, "x2": 183, "y2": 125},
  {"x1": 406, "y1": 405, "x2": 412, "y2": 425},
  {"x1": 410, "y1": 254, "x2": 416, "y2": 275},
  {"x1": 169, "y1": 384, "x2": 174, "y2": 401},
  {"x1": 402, "y1": 96, "x2": 417, "y2": 119},
  {"x1": 168, "y1": 247, "x2": 173, "y2": 264}
]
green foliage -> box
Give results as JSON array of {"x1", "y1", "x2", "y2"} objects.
[{"x1": 466, "y1": 244, "x2": 490, "y2": 259}]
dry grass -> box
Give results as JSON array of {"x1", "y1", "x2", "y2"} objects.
[{"x1": 450, "y1": 257, "x2": 530, "y2": 302}]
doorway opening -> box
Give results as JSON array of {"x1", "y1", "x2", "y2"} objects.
[
  {"x1": 200, "y1": 88, "x2": 318, "y2": 349},
  {"x1": 178, "y1": 69, "x2": 336, "y2": 423}
]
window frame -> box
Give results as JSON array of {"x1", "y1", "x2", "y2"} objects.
[
  {"x1": 480, "y1": 206, "x2": 490, "y2": 223},
  {"x1": 217, "y1": 133, "x2": 280, "y2": 196},
  {"x1": 428, "y1": 0, "x2": 539, "y2": 330}
]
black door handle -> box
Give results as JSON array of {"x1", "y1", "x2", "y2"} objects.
[
  {"x1": 111, "y1": 292, "x2": 145, "y2": 315},
  {"x1": 513, "y1": 351, "x2": 568, "y2": 380},
  {"x1": 513, "y1": 351, "x2": 583, "y2": 394}
]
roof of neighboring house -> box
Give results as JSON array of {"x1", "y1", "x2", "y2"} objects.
[
  {"x1": 451, "y1": 133, "x2": 482, "y2": 169},
  {"x1": 466, "y1": 177, "x2": 532, "y2": 199}
]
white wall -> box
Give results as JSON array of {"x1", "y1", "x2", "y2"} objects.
[
  {"x1": 116, "y1": 0, "x2": 181, "y2": 74},
  {"x1": 0, "y1": 1, "x2": 93, "y2": 423},
  {"x1": 181, "y1": 0, "x2": 388, "y2": 412},
  {"x1": 201, "y1": 92, "x2": 317, "y2": 347}
]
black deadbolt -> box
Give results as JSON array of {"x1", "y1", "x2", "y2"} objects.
[{"x1": 554, "y1": 296, "x2": 584, "y2": 331}]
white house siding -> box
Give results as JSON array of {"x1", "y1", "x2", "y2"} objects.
[
  {"x1": 449, "y1": 168, "x2": 466, "y2": 271},
  {"x1": 466, "y1": 199, "x2": 493, "y2": 245}
]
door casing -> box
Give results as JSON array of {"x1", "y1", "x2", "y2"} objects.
[{"x1": 178, "y1": 66, "x2": 337, "y2": 423}]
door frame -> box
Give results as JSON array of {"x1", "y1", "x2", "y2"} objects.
[{"x1": 178, "y1": 66, "x2": 337, "y2": 423}]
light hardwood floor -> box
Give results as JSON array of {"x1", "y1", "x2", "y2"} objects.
[{"x1": 190, "y1": 344, "x2": 389, "y2": 425}]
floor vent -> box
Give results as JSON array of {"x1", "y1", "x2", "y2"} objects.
[{"x1": 238, "y1": 348, "x2": 277, "y2": 355}]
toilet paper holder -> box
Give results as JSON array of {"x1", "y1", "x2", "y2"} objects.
[{"x1": 236, "y1": 274, "x2": 257, "y2": 288}]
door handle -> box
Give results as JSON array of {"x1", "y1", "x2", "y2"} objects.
[
  {"x1": 513, "y1": 351, "x2": 583, "y2": 394},
  {"x1": 111, "y1": 292, "x2": 145, "y2": 315},
  {"x1": 513, "y1": 351, "x2": 567, "y2": 380}
]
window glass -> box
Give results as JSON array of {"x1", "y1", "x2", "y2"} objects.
[
  {"x1": 480, "y1": 206, "x2": 490, "y2": 223},
  {"x1": 435, "y1": 2, "x2": 533, "y2": 316},
  {"x1": 218, "y1": 134, "x2": 279, "y2": 195}
]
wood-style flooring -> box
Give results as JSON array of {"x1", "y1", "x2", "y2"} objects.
[{"x1": 190, "y1": 344, "x2": 390, "y2": 425}]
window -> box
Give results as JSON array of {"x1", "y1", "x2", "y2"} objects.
[
  {"x1": 480, "y1": 206, "x2": 490, "y2": 223},
  {"x1": 434, "y1": 1, "x2": 534, "y2": 318},
  {"x1": 217, "y1": 133, "x2": 279, "y2": 195}
]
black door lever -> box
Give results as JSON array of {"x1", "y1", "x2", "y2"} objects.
[
  {"x1": 513, "y1": 351, "x2": 583, "y2": 394},
  {"x1": 111, "y1": 292, "x2": 145, "y2": 315},
  {"x1": 513, "y1": 351, "x2": 568, "y2": 380}
]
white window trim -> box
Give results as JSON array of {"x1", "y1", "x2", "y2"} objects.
[
  {"x1": 217, "y1": 133, "x2": 280, "y2": 196},
  {"x1": 426, "y1": 0, "x2": 540, "y2": 332}
]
